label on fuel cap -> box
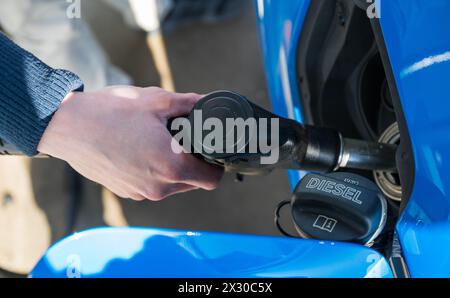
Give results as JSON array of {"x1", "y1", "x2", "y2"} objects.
[
  {"x1": 305, "y1": 177, "x2": 363, "y2": 205},
  {"x1": 290, "y1": 172, "x2": 386, "y2": 244}
]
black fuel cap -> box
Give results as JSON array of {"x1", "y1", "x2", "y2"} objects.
[{"x1": 291, "y1": 172, "x2": 387, "y2": 245}]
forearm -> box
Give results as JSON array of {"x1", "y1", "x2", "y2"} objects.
[{"x1": 0, "y1": 32, "x2": 83, "y2": 156}]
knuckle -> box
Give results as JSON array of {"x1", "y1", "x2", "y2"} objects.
[
  {"x1": 129, "y1": 194, "x2": 145, "y2": 201},
  {"x1": 154, "y1": 87, "x2": 170, "y2": 97},
  {"x1": 114, "y1": 193, "x2": 128, "y2": 199},
  {"x1": 168, "y1": 95, "x2": 180, "y2": 108},
  {"x1": 144, "y1": 188, "x2": 166, "y2": 201},
  {"x1": 166, "y1": 171, "x2": 183, "y2": 182},
  {"x1": 109, "y1": 188, "x2": 128, "y2": 199},
  {"x1": 204, "y1": 180, "x2": 220, "y2": 191},
  {"x1": 187, "y1": 93, "x2": 201, "y2": 100},
  {"x1": 202, "y1": 170, "x2": 223, "y2": 190}
]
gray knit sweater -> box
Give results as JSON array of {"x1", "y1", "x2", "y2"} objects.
[{"x1": 0, "y1": 32, "x2": 84, "y2": 156}]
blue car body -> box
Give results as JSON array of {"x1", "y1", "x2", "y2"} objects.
[
  {"x1": 31, "y1": 0, "x2": 450, "y2": 277},
  {"x1": 379, "y1": 0, "x2": 450, "y2": 278},
  {"x1": 31, "y1": 227, "x2": 392, "y2": 278}
]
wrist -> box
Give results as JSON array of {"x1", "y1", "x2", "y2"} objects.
[{"x1": 37, "y1": 91, "x2": 82, "y2": 157}]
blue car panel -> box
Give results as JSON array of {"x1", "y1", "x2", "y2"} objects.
[
  {"x1": 31, "y1": 227, "x2": 393, "y2": 278},
  {"x1": 258, "y1": 0, "x2": 450, "y2": 277},
  {"x1": 378, "y1": 0, "x2": 450, "y2": 277},
  {"x1": 256, "y1": 0, "x2": 310, "y2": 187}
]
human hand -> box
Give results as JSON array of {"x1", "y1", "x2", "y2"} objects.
[{"x1": 38, "y1": 86, "x2": 223, "y2": 201}]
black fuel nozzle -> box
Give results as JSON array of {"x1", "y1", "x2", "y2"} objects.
[{"x1": 169, "y1": 90, "x2": 397, "y2": 175}]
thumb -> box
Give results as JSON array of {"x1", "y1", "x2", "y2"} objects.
[{"x1": 164, "y1": 92, "x2": 203, "y2": 119}]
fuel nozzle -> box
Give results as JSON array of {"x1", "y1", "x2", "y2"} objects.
[{"x1": 169, "y1": 91, "x2": 397, "y2": 175}]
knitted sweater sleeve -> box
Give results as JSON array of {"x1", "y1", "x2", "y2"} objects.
[{"x1": 0, "y1": 32, "x2": 84, "y2": 156}]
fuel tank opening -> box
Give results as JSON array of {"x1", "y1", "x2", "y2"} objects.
[{"x1": 374, "y1": 123, "x2": 402, "y2": 202}]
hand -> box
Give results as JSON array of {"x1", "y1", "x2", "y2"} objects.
[{"x1": 38, "y1": 86, "x2": 223, "y2": 201}]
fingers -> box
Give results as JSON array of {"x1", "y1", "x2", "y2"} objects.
[
  {"x1": 174, "y1": 154, "x2": 224, "y2": 190},
  {"x1": 106, "y1": 187, "x2": 146, "y2": 201},
  {"x1": 139, "y1": 183, "x2": 199, "y2": 201},
  {"x1": 111, "y1": 182, "x2": 199, "y2": 202},
  {"x1": 160, "y1": 129, "x2": 224, "y2": 190},
  {"x1": 161, "y1": 183, "x2": 200, "y2": 199},
  {"x1": 154, "y1": 90, "x2": 222, "y2": 190}
]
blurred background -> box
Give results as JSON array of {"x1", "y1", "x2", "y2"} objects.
[{"x1": 0, "y1": 0, "x2": 291, "y2": 276}]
